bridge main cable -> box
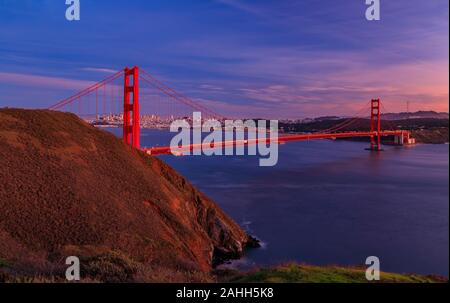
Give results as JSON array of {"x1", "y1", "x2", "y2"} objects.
[{"x1": 48, "y1": 69, "x2": 124, "y2": 111}]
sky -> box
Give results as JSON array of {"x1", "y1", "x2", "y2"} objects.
[{"x1": 0, "y1": 0, "x2": 448, "y2": 118}]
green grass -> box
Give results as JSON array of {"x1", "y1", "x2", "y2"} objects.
[{"x1": 221, "y1": 263, "x2": 447, "y2": 283}]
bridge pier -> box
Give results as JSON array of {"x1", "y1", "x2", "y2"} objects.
[
  {"x1": 393, "y1": 131, "x2": 416, "y2": 146},
  {"x1": 366, "y1": 136, "x2": 383, "y2": 151},
  {"x1": 394, "y1": 133, "x2": 405, "y2": 145}
]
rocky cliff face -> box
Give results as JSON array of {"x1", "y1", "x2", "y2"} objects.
[{"x1": 0, "y1": 108, "x2": 256, "y2": 282}]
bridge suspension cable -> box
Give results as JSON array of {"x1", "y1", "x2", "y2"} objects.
[
  {"x1": 380, "y1": 102, "x2": 399, "y2": 131},
  {"x1": 318, "y1": 100, "x2": 372, "y2": 133},
  {"x1": 140, "y1": 69, "x2": 224, "y2": 119},
  {"x1": 48, "y1": 70, "x2": 124, "y2": 111}
]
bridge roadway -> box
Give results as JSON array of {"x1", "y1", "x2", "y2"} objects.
[{"x1": 143, "y1": 130, "x2": 409, "y2": 156}]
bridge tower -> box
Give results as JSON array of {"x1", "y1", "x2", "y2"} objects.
[
  {"x1": 369, "y1": 98, "x2": 381, "y2": 151},
  {"x1": 123, "y1": 66, "x2": 140, "y2": 149}
]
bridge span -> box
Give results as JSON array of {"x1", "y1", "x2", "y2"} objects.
[
  {"x1": 48, "y1": 66, "x2": 415, "y2": 155},
  {"x1": 144, "y1": 130, "x2": 413, "y2": 156}
]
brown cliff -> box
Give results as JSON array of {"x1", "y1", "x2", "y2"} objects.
[{"x1": 0, "y1": 108, "x2": 256, "y2": 282}]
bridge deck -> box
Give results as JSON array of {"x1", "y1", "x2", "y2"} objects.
[{"x1": 143, "y1": 130, "x2": 408, "y2": 156}]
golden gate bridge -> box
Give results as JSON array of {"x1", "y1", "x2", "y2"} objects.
[{"x1": 48, "y1": 66, "x2": 414, "y2": 155}]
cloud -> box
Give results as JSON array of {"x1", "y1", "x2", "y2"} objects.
[
  {"x1": 160, "y1": 26, "x2": 448, "y2": 118},
  {"x1": 198, "y1": 84, "x2": 224, "y2": 91},
  {"x1": 0, "y1": 71, "x2": 95, "y2": 90},
  {"x1": 81, "y1": 67, "x2": 119, "y2": 74},
  {"x1": 0, "y1": 1, "x2": 447, "y2": 116},
  {"x1": 215, "y1": 0, "x2": 263, "y2": 16}
]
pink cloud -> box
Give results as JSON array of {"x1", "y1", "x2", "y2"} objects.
[
  {"x1": 81, "y1": 67, "x2": 118, "y2": 74},
  {"x1": 0, "y1": 71, "x2": 96, "y2": 91}
]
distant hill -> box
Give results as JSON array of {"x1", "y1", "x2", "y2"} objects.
[
  {"x1": 279, "y1": 117, "x2": 449, "y2": 144},
  {"x1": 0, "y1": 108, "x2": 256, "y2": 282},
  {"x1": 381, "y1": 111, "x2": 449, "y2": 120},
  {"x1": 284, "y1": 111, "x2": 449, "y2": 124},
  {"x1": 313, "y1": 116, "x2": 342, "y2": 122}
]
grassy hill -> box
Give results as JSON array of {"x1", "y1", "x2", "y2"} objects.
[{"x1": 219, "y1": 263, "x2": 448, "y2": 283}]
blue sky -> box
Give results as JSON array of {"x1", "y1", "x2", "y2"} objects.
[{"x1": 0, "y1": 0, "x2": 448, "y2": 118}]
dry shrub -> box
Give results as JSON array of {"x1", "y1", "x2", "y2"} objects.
[{"x1": 81, "y1": 251, "x2": 139, "y2": 283}]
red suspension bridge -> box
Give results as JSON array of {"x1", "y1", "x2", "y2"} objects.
[{"x1": 48, "y1": 66, "x2": 414, "y2": 155}]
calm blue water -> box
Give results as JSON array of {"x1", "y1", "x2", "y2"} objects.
[{"x1": 109, "y1": 128, "x2": 449, "y2": 276}]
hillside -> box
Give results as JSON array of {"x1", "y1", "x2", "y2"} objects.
[
  {"x1": 218, "y1": 264, "x2": 447, "y2": 283},
  {"x1": 0, "y1": 108, "x2": 257, "y2": 282},
  {"x1": 381, "y1": 111, "x2": 449, "y2": 120}
]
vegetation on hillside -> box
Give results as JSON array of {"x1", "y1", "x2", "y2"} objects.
[{"x1": 218, "y1": 263, "x2": 448, "y2": 283}]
